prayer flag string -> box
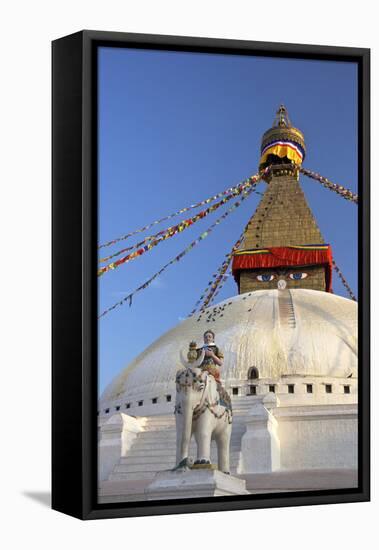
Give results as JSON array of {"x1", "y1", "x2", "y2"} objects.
[
  {"x1": 206, "y1": 269, "x2": 231, "y2": 306},
  {"x1": 98, "y1": 173, "x2": 262, "y2": 250},
  {"x1": 188, "y1": 252, "x2": 236, "y2": 317},
  {"x1": 98, "y1": 174, "x2": 260, "y2": 275},
  {"x1": 332, "y1": 260, "x2": 357, "y2": 301},
  {"x1": 188, "y1": 166, "x2": 272, "y2": 314},
  {"x1": 98, "y1": 174, "x2": 263, "y2": 319},
  {"x1": 300, "y1": 167, "x2": 358, "y2": 204},
  {"x1": 194, "y1": 231, "x2": 245, "y2": 313}
]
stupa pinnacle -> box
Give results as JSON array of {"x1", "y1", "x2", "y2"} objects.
[
  {"x1": 232, "y1": 106, "x2": 333, "y2": 294},
  {"x1": 259, "y1": 104, "x2": 306, "y2": 172}
]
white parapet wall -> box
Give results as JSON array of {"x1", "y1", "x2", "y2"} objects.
[
  {"x1": 98, "y1": 413, "x2": 146, "y2": 482},
  {"x1": 276, "y1": 404, "x2": 358, "y2": 470},
  {"x1": 239, "y1": 398, "x2": 357, "y2": 475}
]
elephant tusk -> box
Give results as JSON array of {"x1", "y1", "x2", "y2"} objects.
[
  {"x1": 192, "y1": 350, "x2": 205, "y2": 369},
  {"x1": 179, "y1": 349, "x2": 205, "y2": 369},
  {"x1": 179, "y1": 350, "x2": 189, "y2": 368}
]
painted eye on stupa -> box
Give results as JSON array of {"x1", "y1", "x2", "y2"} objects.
[
  {"x1": 257, "y1": 274, "x2": 275, "y2": 282},
  {"x1": 289, "y1": 272, "x2": 308, "y2": 280}
]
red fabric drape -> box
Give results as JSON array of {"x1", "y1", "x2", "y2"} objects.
[{"x1": 232, "y1": 246, "x2": 333, "y2": 292}]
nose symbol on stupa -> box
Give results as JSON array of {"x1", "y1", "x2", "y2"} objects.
[{"x1": 277, "y1": 279, "x2": 287, "y2": 290}]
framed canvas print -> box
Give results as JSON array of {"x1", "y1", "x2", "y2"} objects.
[{"x1": 52, "y1": 30, "x2": 370, "y2": 520}]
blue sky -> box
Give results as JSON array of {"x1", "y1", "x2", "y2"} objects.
[{"x1": 98, "y1": 46, "x2": 358, "y2": 395}]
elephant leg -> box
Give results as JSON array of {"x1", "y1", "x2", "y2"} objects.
[
  {"x1": 175, "y1": 413, "x2": 193, "y2": 465},
  {"x1": 216, "y1": 423, "x2": 232, "y2": 474},
  {"x1": 175, "y1": 425, "x2": 182, "y2": 465},
  {"x1": 194, "y1": 424, "x2": 212, "y2": 464},
  {"x1": 175, "y1": 415, "x2": 183, "y2": 464}
]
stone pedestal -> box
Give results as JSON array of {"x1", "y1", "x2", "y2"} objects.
[{"x1": 145, "y1": 469, "x2": 249, "y2": 500}]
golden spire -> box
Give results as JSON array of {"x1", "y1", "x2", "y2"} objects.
[{"x1": 231, "y1": 107, "x2": 330, "y2": 295}]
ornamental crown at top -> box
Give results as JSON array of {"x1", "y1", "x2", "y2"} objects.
[{"x1": 259, "y1": 105, "x2": 306, "y2": 172}]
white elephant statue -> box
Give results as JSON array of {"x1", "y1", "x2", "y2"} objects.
[{"x1": 174, "y1": 350, "x2": 232, "y2": 474}]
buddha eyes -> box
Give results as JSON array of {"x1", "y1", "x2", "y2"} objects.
[
  {"x1": 289, "y1": 272, "x2": 308, "y2": 280},
  {"x1": 257, "y1": 274, "x2": 276, "y2": 282},
  {"x1": 256, "y1": 272, "x2": 309, "y2": 282}
]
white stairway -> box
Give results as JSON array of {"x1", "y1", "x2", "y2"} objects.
[
  {"x1": 108, "y1": 413, "x2": 247, "y2": 482},
  {"x1": 278, "y1": 290, "x2": 296, "y2": 329}
]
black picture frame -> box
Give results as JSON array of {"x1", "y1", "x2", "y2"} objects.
[{"x1": 52, "y1": 30, "x2": 370, "y2": 520}]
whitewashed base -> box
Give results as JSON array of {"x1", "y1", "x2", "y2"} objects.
[{"x1": 145, "y1": 469, "x2": 249, "y2": 500}]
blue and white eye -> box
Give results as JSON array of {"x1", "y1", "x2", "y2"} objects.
[
  {"x1": 257, "y1": 274, "x2": 275, "y2": 282},
  {"x1": 289, "y1": 272, "x2": 308, "y2": 280}
]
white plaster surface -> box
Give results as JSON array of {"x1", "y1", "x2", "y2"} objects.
[
  {"x1": 99, "y1": 289, "x2": 357, "y2": 415},
  {"x1": 277, "y1": 406, "x2": 358, "y2": 470}
]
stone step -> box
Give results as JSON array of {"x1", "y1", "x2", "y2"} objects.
[
  {"x1": 144, "y1": 420, "x2": 175, "y2": 424},
  {"x1": 135, "y1": 433, "x2": 245, "y2": 444},
  {"x1": 123, "y1": 451, "x2": 240, "y2": 464},
  {"x1": 109, "y1": 443, "x2": 242, "y2": 480},
  {"x1": 144, "y1": 415, "x2": 175, "y2": 420},
  {"x1": 130, "y1": 443, "x2": 176, "y2": 451},
  {"x1": 107, "y1": 414, "x2": 245, "y2": 484},
  {"x1": 140, "y1": 428, "x2": 176, "y2": 434},
  {"x1": 144, "y1": 418, "x2": 175, "y2": 422},
  {"x1": 135, "y1": 437, "x2": 176, "y2": 444},
  {"x1": 120, "y1": 455, "x2": 175, "y2": 466},
  {"x1": 143, "y1": 421, "x2": 246, "y2": 429},
  {"x1": 143, "y1": 421, "x2": 176, "y2": 428},
  {"x1": 124, "y1": 448, "x2": 177, "y2": 458},
  {"x1": 130, "y1": 437, "x2": 244, "y2": 448},
  {"x1": 121, "y1": 450, "x2": 241, "y2": 463},
  {"x1": 114, "y1": 460, "x2": 241, "y2": 476},
  {"x1": 141, "y1": 424, "x2": 245, "y2": 437},
  {"x1": 121, "y1": 442, "x2": 242, "y2": 456},
  {"x1": 115, "y1": 466, "x2": 176, "y2": 476},
  {"x1": 143, "y1": 418, "x2": 243, "y2": 422},
  {"x1": 116, "y1": 461, "x2": 241, "y2": 474},
  {"x1": 109, "y1": 471, "x2": 157, "y2": 481},
  {"x1": 145, "y1": 415, "x2": 175, "y2": 420},
  {"x1": 109, "y1": 461, "x2": 241, "y2": 481},
  {"x1": 144, "y1": 419, "x2": 175, "y2": 430},
  {"x1": 128, "y1": 442, "x2": 243, "y2": 453},
  {"x1": 138, "y1": 434, "x2": 175, "y2": 442},
  {"x1": 113, "y1": 462, "x2": 174, "y2": 473}
]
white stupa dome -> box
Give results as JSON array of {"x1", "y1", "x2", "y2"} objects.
[{"x1": 100, "y1": 289, "x2": 357, "y2": 410}]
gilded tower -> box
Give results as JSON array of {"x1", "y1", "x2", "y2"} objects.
[{"x1": 232, "y1": 106, "x2": 333, "y2": 294}]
